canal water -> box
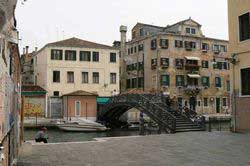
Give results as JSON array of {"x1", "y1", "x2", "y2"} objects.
[{"x1": 24, "y1": 121, "x2": 231, "y2": 143}]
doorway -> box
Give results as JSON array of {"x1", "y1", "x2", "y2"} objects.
[
  {"x1": 189, "y1": 97, "x2": 196, "y2": 111},
  {"x1": 216, "y1": 98, "x2": 220, "y2": 113}
]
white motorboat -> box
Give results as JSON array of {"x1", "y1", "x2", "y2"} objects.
[{"x1": 56, "y1": 119, "x2": 108, "y2": 132}]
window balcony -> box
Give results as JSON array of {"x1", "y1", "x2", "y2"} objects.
[{"x1": 184, "y1": 85, "x2": 202, "y2": 96}]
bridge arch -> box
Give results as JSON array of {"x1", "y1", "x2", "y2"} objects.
[{"x1": 99, "y1": 93, "x2": 177, "y2": 133}]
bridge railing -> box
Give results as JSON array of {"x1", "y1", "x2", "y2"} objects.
[{"x1": 106, "y1": 93, "x2": 177, "y2": 133}]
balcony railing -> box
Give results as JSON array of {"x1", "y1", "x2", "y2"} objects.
[{"x1": 184, "y1": 86, "x2": 202, "y2": 96}]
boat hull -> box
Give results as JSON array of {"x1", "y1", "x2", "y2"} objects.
[{"x1": 57, "y1": 124, "x2": 107, "y2": 132}]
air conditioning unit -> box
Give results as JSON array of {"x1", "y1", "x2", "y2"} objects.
[{"x1": 202, "y1": 49, "x2": 208, "y2": 53}]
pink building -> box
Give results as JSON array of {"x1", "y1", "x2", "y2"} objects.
[{"x1": 62, "y1": 90, "x2": 98, "y2": 121}]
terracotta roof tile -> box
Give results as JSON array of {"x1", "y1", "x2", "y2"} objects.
[
  {"x1": 22, "y1": 85, "x2": 46, "y2": 92},
  {"x1": 46, "y1": 37, "x2": 116, "y2": 50},
  {"x1": 63, "y1": 90, "x2": 98, "y2": 96}
]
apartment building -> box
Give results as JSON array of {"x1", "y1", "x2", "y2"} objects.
[
  {"x1": 120, "y1": 18, "x2": 231, "y2": 115},
  {"x1": 228, "y1": 0, "x2": 250, "y2": 132},
  {"x1": 21, "y1": 46, "x2": 36, "y2": 85},
  {"x1": 34, "y1": 37, "x2": 119, "y2": 121}
]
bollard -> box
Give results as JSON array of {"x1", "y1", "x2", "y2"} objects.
[{"x1": 208, "y1": 117, "x2": 211, "y2": 132}]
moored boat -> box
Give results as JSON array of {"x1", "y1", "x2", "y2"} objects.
[{"x1": 56, "y1": 119, "x2": 108, "y2": 132}]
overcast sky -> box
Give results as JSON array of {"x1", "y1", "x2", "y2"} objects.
[{"x1": 16, "y1": 0, "x2": 228, "y2": 52}]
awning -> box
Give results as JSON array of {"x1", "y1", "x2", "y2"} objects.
[
  {"x1": 187, "y1": 74, "x2": 201, "y2": 78},
  {"x1": 97, "y1": 97, "x2": 110, "y2": 104},
  {"x1": 185, "y1": 56, "x2": 200, "y2": 61}
]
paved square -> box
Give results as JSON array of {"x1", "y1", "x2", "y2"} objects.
[{"x1": 18, "y1": 132, "x2": 250, "y2": 166}]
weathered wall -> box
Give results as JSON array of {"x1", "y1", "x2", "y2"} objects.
[
  {"x1": 63, "y1": 96, "x2": 97, "y2": 121},
  {"x1": 228, "y1": 0, "x2": 250, "y2": 132}
]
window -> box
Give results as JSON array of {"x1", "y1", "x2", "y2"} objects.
[
  {"x1": 203, "y1": 98, "x2": 208, "y2": 107},
  {"x1": 185, "y1": 41, "x2": 196, "y2": 49},
  {"x1": 191, "y1": 28, "x2": 196, "y2": 34},
  {"x1": 51, "y1": 49, "x2": 63, "y2": 60},
  {"x1": 241, "y1": 68, "x2": 250, "y2": 95},
  {"x1": 92, "y1": 52, "x2": 99, "y2": 62},
  {"x1": 131, "y1": 47, "x2": 133, "y2": 54},
  {"x1": 160, "y1": 58, "x2": 169, "y2": 68},
  {"x1": 226, "y1": 80, "x2": 230, "y2": 92},
  {"x1": 213, "y1": 44, "x2": 220, "y2": 52},
  {"x1": 175, "y1": 59, "x2": 184, "y2": 69},
  {"x1": 176, "y1": 75, "x2": 185, "y2": 87},
  {"x1": 202, "y1": 61, "x2": 209, "y2": 68},
  {"x1": 151, "y1": 39, "x2": 157, "y2": 50},
  {"x1": 222, "y1": 98, "x2": 228, "y2": 107},
  {"x1": 93, "y1": 72, "x2": 99, "y2": 84},
  {"x1": 53, "y1": 71, "x2": 60, "y2": 83},
  {"x1": 138, "y1": 62, "x2": 144, "y2": 70},
  {"x1": 175, "y1": 40, "x2": 183, "y2": 48},
  {"x1": 202, "y1": 76, "x2": 210, "y2": 87},
  {"x1": 53, "y1": 91, "x2": 60, "y2": 97},
  {"x1": 138, "y1": 44, "x2": 144, "y2": 51},
  {"x1": 215, "y1": 77, "x2": 222, "y2": 88},
  {"x1": 110, "y1": 73, "x2": 116, "y2": 84},
  {"x1": 134, "y1": 46, "x2": 137, "y2": 53},
  {"x1": 67, "y1": 71, "x2": 74, "y2": 83},
  {"x1": 186, "y1": 28, "x2": 191, "y2": 34},
  {"x1": 151, "y1": 59, "x2": 157, "y2": 69},
  {"x1": 161, "y1": 75, "x2": 170, "y2": 86},
  {"x1": 160, "y1": 39, "x2": 168, "y2": 48},
  {"x1": 75, "y1": 101, "x2": 81, "y2": 117},
  {"x1": 202, "y1": 43, "x2": 209, "y2": 51},
  {"x1": 128, "y1": 48, "x2": 130, "y2": 55},
  {"x1": 110, "y1": 53, "x2": 116, "y2": 62},
  {"x1": 65, "y1": 50, "x2": 76, "y2": 61},
  {"x1": 138, "y1": 77, "x2": 144, "y2": 88},
  {"x1": 126, "y1": 65, "x2": 132, "y2": 71},
  {"x1": 139, "y1": 28, "x2": 144, "y2": 37},
  {"x1": 220, "y1": 45, "x2": 227, "y2": 52},
  {"x1": 82, "y1": 72, "x2": 88, "y2": 83},
  {"x1": 131, "y1": 63, "x2": 137, "y2": 70},
  {"x1": 126, "y1": 79, "x2": 131, "y2": 89},
  {"x1": 239, "y1": 12, "x2": 250, "y2": 41},
  {"x1": 131, "y1": 78, "x2": 137, "y2": 88},
  {"x1": 80, "y1": 51, "x2": 91, "y2": 61}
]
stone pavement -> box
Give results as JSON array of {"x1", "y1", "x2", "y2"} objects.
[{"x1": 17, "y1": 132, "x2": 250, "y2": 166}]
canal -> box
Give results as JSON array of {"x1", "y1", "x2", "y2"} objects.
[{"x1": 24, "y1": 121, "x2": 231, "y2": 143}]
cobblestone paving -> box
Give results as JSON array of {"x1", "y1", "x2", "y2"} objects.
[{"x1": 17, "y1": 132, "x2": 250, "y2": 166}]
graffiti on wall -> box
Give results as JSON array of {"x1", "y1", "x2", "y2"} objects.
[{"x1": 24, "y1": 98, "x2": 45, "y2": 117}]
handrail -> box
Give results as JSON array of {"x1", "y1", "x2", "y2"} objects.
[
  {"x1": 138, "y1": 94, "x2": 176, "y2": 120},
  {"x1": 106, "y1": 93, "x2": 176, "y2": 132}
]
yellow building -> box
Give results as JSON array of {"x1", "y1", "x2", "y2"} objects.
[
  {"x1": 228, "y1": 0, "x2": 250, "y2": 132},
  {"x1": 120, "y1": 18, "x2": 231, "y2": 116},
  {"x1": 34, "y1": 37, "x2": 119, "y2": 120}
]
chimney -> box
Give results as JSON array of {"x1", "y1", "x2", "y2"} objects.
[
  {"x1": 23, "y1": 48, "x2": 25, "y2": 55},
  {"x1": 119, "y1": 25, "x2": 127, "y2": 92},
  {"x1": 25, "y1": 46, "x2": 29, "y2": 54},
  {"x1": 35, "y1": 47, "x2": 38, "y2": 52}
]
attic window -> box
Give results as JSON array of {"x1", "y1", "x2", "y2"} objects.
[
  {"x1": 186, "y1": 27, "x2": 196, "y2": 34},
  {"x1": 139, "y1": 28, "x2": 144, "y2": 37}
]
